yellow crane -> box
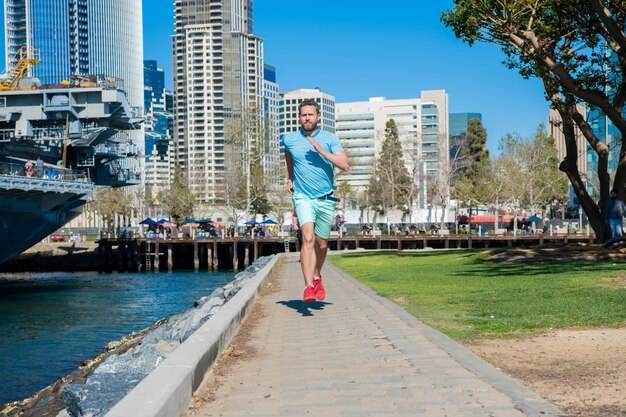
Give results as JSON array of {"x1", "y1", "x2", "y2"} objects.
[{"x1": 0, "y1": 46, "x2": 40, "y2": 91}]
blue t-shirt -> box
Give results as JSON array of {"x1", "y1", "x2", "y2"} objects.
[{"x1": 281, "y1": 129, "x2": 343, "y2": 198}]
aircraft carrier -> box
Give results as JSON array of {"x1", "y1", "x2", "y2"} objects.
[{"x1": 0, "y1": 69, "x2": 143, "y2": 264}]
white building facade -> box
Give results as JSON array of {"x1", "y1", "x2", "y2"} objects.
[
  {"x1": 172, "y1": 0, "x2": 264, "y2": 202},
  {"x1": 336, "y1": 90, "x2": 449, "y2": 210},
  {"x1": 280, "y1": 88, "x2": 336, "y2": 135}
]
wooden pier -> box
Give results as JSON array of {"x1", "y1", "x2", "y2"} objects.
[{"x1": 96, "y1": 233, "x2": 597, "y2": 273}]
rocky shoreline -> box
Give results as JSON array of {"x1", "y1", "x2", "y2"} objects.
[{"x1": 0, "y1": 256, "x2": 274, "y2": 417}]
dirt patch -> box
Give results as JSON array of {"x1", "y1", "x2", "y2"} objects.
[
  {"x1": 603, "y1": 275, "x2": 626, "y2": 289},
  {"x1": 185, "y1": 275, "x2": 281, "y2": 414},
  {"x1": 464, "y1": 328, "x2": 626, "y2": 416},
  {"x1": 486, "y1": 244, "x2": 626, "y2": 264},
  {"x1": 479, "y1": 245, "x2": 626, "y2": 416},
  {"x1": 392, "y1": 296, "x2": 410, "y2": 305}
]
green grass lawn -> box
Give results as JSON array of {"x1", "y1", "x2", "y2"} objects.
[{"x1": 329, "y1": 250, "x2": 626, "y2": 340}]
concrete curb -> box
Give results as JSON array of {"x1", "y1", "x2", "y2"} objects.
[
  {"x1": 327, "y1": 261, "x2": 567, "y2": 417},
  {"x1": 105, "y1": 254, "x2": 283, "y2": 417}
]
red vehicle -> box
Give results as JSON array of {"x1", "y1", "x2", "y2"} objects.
[{"x1": 50, "y1": 235, "x2": 66, "y2": 242}]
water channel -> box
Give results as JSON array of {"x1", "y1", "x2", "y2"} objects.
[{"x1": 0, "y1": 270, "x2": 236, "y2": 405}]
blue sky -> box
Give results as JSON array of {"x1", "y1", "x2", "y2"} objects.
[
  {"x1": 2, "y1": 1, "x2": 550, "y2": 154},
  {"x1": 148, "y1": 0, "x2": 549, "y2": 153}
]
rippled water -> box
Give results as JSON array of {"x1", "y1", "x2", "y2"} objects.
[{"x1": 0, "y1": 270, "x2": 235, "y2": 405}]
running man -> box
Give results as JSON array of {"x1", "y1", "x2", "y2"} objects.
[{"x1": 282, "y1": 98, "x2": 349, "y2": 302}]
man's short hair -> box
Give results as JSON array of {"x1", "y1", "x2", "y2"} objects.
[{"x1": 298, "y1": 98, "x2": 320, "y2": 115}]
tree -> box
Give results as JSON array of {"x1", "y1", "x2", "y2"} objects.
[
  {"x1": 465, "y1": 119, "x2": 489, "y2": 171},
  {"x1": 368, "y1": 120, "x2": 413, "y2": 226},
  {"x1": 221, "y1": 167, "x2": 248, "y2": 230},
  {"x1": 452, "y1": 119, "x2": 490, "y2": 231},
  {"x1": 520, "y1": 127, "x2": 569, "y2": 216},
  {"x1": 246, "y1": 143, "x2": 271, "y2": 215},
  {"x1": 334, "y1": 180, "x2": 354, "y2": 218},
  {"x1": 482, "y1": 129, "x2": 569, "y2": 233},
  {"x1": 224, "y1": 104, "x2": 271, "y2": 217},
  {"x1": 456, "y1": 118, "x2": 489, "y2": 182},
  {"x1": 159, "y1": 165, "x2": 195, "y2": 224},
  {"x1": 402, "y1": 146, "x2": 423, "y2": 224},
  {"x1": 426, "y1": 134, "x2": 457, "y2": 231},
  {"x1": 442, "y1": 0, "x2": 626, "y2": 241},
  {"x1": 489, "y1": 137, "x2": 525, "y2": 233},
  {"x1": 88, "y1": 187, "x2": 133, "y2": 235}
]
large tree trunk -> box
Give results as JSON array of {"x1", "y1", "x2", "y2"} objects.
[{"x1": 558, "y1": 103, "x2": 610, "y2": 241}]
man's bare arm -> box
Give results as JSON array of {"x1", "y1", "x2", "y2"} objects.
[
  {"x1": 306, "y1": 137, "x2": 349, "y2": 171},
  {"x1": 285, "y1": 151, "x2": 295, "y2": 194}
]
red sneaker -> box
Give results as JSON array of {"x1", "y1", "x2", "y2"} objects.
[
  {"x1": 313, "y1": 276, "x2": 325, "y2": 300},
  {"x1": 303, "y1": 285, "x2": 317, "y2": 302}
]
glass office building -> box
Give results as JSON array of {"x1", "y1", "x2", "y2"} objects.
[
  {"x1": 3, "y1": 0, "x2": 144, "y2": 164},
  {"x1": 173, "y1": 0, "x2": 265, "y2": 202},
  {"x1": 4, "y1": 0, "x2": 143, "y2": 102}
]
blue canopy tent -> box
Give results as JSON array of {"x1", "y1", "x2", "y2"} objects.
[
  {"x1": 527, "y1": 215, "x2": 542, "y2": 223},
  {"x1": 244, "y1": 220, "x2": 258, "y2": 225},
  {"x1": 139, "y1": 217, "x2": 157, "y2": 225},
  {"x1": 262, "y1": 219, "x2": 279, "y2": 225}
]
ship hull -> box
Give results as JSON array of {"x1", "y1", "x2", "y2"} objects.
[{"x1": 0, "y1": 188, "x2": 88, "y2": 264}]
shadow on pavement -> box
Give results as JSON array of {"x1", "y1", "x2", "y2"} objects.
[{"x1": 276, "y1": 300, "x2": 333, "y2": 317}]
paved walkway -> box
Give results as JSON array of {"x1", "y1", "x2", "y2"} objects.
[{"x1": 186, "y1": 254, "x2": 564, "y2": 417}]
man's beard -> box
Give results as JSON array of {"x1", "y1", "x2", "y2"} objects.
[{"x1": 301, "y1": 121, "x2": 318, "y2": 133}]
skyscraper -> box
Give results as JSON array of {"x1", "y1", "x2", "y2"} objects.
[
  {"x1": 172, "y1": 0, "x2": 264, "y2": 202},
  {"x1": 4, "y1": 0, "x2": 143, "y2": 108},
  {"x1": 144, "y1": 59, "x2": 173, "y2": 191},
  {"x1": 3, "y1": 0, "x2": 145, "y2": 175},
  {"x1": 144, "y1": 60, "x2": 165, "y2": 114},
  {"x1": 263, "y1": 64, "x2": 281, "y2": 184}
]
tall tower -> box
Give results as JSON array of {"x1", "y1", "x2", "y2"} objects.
[
  {"x1": 4, "y1": 0, "x2": 143, "y2": 110},
  {"x1": 3, "y1": 0, "x2": 145, "y2": 177},
  {"x1": 173, "y1": 0, "x2": 264, "y2": 202},
  {"x1": 144, "y1": 59, "x2": 173, "y2": 191},
  {"x1": 263, "y1": 64, "x2": 281, "y2": 184}
]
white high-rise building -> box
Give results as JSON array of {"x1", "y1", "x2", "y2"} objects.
[
  {"x1": 173, "y1": 0, "x2": 264, "y2": 202},
  {"x1": 280, "y1": 88, "x2": 336, "y2": 136},
  {"x1": 336, "y1": 90, "x2": 449, "y2": 209},
  {"x1": 279, "y1": 88, "x2": 335, "y2": 174}
]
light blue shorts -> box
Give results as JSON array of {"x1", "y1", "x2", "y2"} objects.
[{"x1": 293, "y1": 191, "x2": 336, "y2": 240}]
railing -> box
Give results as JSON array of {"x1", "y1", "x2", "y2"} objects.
[{"x1": 0, "y1": 160, "x2": 89, "y2": 181}]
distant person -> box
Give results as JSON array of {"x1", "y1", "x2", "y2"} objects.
[
  {"x1": 25, "y1": 160, "x2": 34, "y2": 177},
  {"x1": 35, "y1": 157, "x2": 44, "y2": 177},
  {"x1": 606, "y1": 189, "x2": 626, "y2": 239},
  {"x1": 282, "y1": 98, "x2": 349, "y2": 302}
]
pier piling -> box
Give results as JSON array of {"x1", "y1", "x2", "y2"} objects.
[{"x1": 95, "y1": 234, "x2": 597, "y2": 273}]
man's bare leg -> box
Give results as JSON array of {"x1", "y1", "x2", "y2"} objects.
[
  {"x1": 313, "y1": 235, "x2": 328, "y2": 277},
  {"x1": 299, "y1": 222, "x2": 316, "y2": 287}
]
